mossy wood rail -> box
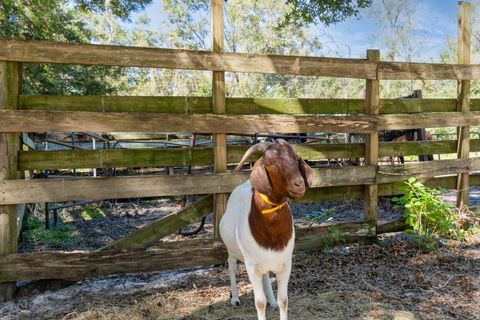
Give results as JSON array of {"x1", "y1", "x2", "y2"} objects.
[
  {"x1": 18, "y1": 95, "x2": 480, "y2": 114},
  {"x1": 0, "y1": 222, "x2": 375, "y2": 282},
  {"x1": 3, "y1": 110, "x2": 480, "y2": 133},
  {"x1": 18, "y1": 139, "x2": 479, "y2": 171},
  {"x1": 3, "y1": 38, "x2": 480, "y2": 80},
  {"x1": 2, "y1": 159, "x2": 480, "y2": 204}
]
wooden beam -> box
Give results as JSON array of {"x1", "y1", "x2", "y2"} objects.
[
  {"x1": 0, "y1": 38, "x2": 376, "y2": 79},
  {"x1": 5, "y1": 109, "x2": 480, "y2": 133},
  {"x1": 211, "y1": 0, "x2": 228, "y2": 239},
  {"x1": 100, "y1": 195, "x2": 213, "y2": 251},
  {"x1": 22, "y1": 95, "x2": 478, "y2": 115},
  {"x1": 0, "y1": 109, "x2": 378, "y2": 133},
  {"x1": 364, "y1": 50, "x2": 380, "y2": 226},
  {"x1": 4, "y1": 158, "x2": 480, "y2": 205},
  {"x1": 457, "y1": 1, "x2": 471, "y2": 208},
  {"x1": 378, "y1": 61, "x2": 480, "y2": 80},
  {"x1": 378, "y1": 111, "x2": 480, "y2": 130},
  {"x1": 0, "y1": 61, "x2": 21, "y2": 302},
  {"x1": 0, "y1": 222, "x2": 373, "y2": 282},
  {"x1": 18, "y1": 139, "x2": 473, "y2": 171}
]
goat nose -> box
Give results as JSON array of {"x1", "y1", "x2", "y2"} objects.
[{"x1": 293, "y1": 178, "x2": 304, "y2": 187}]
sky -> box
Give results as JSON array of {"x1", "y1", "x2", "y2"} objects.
[{"x1": 128, "y1": 0, "x2": 466, "y2": 62}]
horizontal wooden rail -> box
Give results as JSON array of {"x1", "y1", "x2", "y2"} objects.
[
  {"x1": 3, "y1": 158, "x2": 480, "y2": 204},
  {"x1": 294, "y1": 174, "x2": 480, "y2": 202},
  {"x1": 20, "y1": 96, "x2": 480, "y2": 114},
  {"x1": 0, "y1": 110, "x2": 377, "y2": 133},
  {"x1": 18, "y1": 139, "x2": 480, "y2": 171},
  {"x1": 0, "y1": 38, "x2": 375, "y2": 79},
  {"x1": 378, "y1": 61, "x2": 480, "y2": 80},
  {"x1": 3, "y1": 110, "x2": 480, "y2": 133},
  {"x1": 0, "y1": 222, "x2": 374, "y2": 282},
  {"x1": 2, "y1": 39, "x2": 480, "y2": 80}
]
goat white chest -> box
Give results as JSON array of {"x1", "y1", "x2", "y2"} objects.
[{"x1": 220, "y1": 180, "x2": 295, "y2": 273}]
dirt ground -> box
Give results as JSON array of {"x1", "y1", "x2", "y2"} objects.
[
  {"x1": 3, "y1": 194, "x2": 478, "y2": 320},
  {"x1": 1, "y1": 233, "x2": 479, "y2": 320},
  {"x1": 18, "y1": 196, "x2": 402, "y2": 252}
]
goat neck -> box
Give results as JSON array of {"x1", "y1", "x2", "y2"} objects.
[{"x1": 248, "y1": 189, "x2": 293, "y2": 251}]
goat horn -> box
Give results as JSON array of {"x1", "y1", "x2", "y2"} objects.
[{"x1": 233, "y1": 142, "x2": 272, "y2": 172}]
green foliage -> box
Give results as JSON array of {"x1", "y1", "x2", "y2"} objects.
[
  {"x1": 281, "y1": 0, "x2": 372, "y2": 28},
  {"x1": 22, "y1": 216, "x2": 78, "y2": 248},
  {"x1": 322, "y1": 225, "x2": 347, "y2": 249},
  {"x1": 81, "y1": 205, "x2": 105, "y2": 220},
  {"x1": 0, "y1": 0, "x2": 147, "y2": 95},
  {"x1": 392, "y1": 178, "x2": 466, "y2": 248},
  {"x1": 76, "y1": 0, "x2": 153, "y2": 21}
]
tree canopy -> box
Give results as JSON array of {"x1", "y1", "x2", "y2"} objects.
[{"x1": 281, "y1": 0, "x2": 372, "y2": 27}]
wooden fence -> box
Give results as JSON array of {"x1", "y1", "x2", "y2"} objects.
[{"x1": 0, "y1": 1, "x2": 476, "y2": 301}]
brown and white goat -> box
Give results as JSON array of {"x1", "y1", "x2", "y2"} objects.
[{"x1": 220, "y1": 140, "x2": 313, "y2": 320}]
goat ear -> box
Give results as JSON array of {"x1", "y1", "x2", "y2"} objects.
[
  {"x1": 250, "y1": 158, "x2": 272, "y2": 195},
  {"x1": 298, "y1": 157, "x2": 313, "y2": 188}
]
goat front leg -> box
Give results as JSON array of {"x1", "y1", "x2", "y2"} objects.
[
  {"x1": 262, "y1": 272, "x2": 278, "y2": 310},
  {"x1": 276, "y1": 262, "x2": 292, "y2": 320},
  {"x1": 245, "y1": 263, "x2": 267, "y2": 320},
  {"x1": 228, "y1": 256, "x2": 241, "y2": 306}
]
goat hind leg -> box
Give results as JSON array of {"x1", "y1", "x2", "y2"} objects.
[
  {"x1": 228, "y1": 256, "x2": 241, "y2": 306},
  {"x1": 262, "y1": 272, "x2": 278, "y2": 310}
]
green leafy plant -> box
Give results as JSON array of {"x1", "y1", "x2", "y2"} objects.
[
  {"x1": 392, "y1": 178, "x2": 465, "y2": 248},
  {"x1": 22, "y1": 214, "x2": 79, "y2": 248},
  {"x1": 322, "y1": 225, "x2": 347, "y2": 249},
  {"x1": 81, "y1": 205, "x2": 105, "y2": 221}
]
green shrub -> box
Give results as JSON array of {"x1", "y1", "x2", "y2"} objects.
[
  {"x1": 22, "y1": 215, "x2": 78, "y2": 248},
  {"x1": 80, "y1": 205, "x2": 105, "y2": 221},
  {"x1": 392, "y1": 178, "x2": 466, "y2": 248}
]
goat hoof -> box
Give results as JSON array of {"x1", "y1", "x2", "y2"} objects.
[
  {"x1": 230, "y1": 298, "x2": 241, "y2": 307},
  {"x1": 267, "y1": 301, "x2": 279, "y2": 310}
]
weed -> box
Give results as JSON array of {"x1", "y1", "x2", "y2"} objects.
[
  {"x1": 322, "y1": 225, "x2": 346, "y2": 249},
  {"x1": 392, "y1": 177, "x2": 472, "y2": 249},
  {"x1": 22, "y1": 215, "x2": 78, "y2": 248},
  {"x1": 81, "y1": 205, "x2": 105, "y2": 221}
]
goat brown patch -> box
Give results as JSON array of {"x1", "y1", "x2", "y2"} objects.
[{"x1": 248, "y1": 191, "x2": 293, "y2": 251}]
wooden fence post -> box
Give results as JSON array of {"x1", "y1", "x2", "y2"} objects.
[
  {"x1": 211, "y1": 0, "x2": 228, "y2": 238},
  {"x1": 364, "y1": 50, "x2": 380, "y2": 228},
  {"x1": 0, "y1": 61, "x2": 21, "y2": 302},
  {"x1": 457, "y1": 1, "x2": 471, "y2": 208}
]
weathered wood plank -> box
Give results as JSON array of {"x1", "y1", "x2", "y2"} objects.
[
  {"x1": 5, "y1": 109, "x2": 480, "y2": 134},
  {"x1": 0, "y1": 61, "x2": 21, "y2": 302},
  {"x1": 456, "y1": 1, "x2": 471, "y2": 208},
  {"x1": 376, "y1": 158, "x2": 479, "y2": 184},
  {"x1": 0, "y1": 109, "x2": 378, "y2": 133},
  {"x1": 211, "y1": 0, "x2": 228, "y2": 239},
  {"x1": 364, "y1": 50, "x2": 380, "y2": 225},
  {"x1": 21, "y1": 96, "x2": 480, "y2": 114},
  {"x1": 378, "y1": 61, "x2": 480, "y2": 80},
  {"x1": 0, "y1": 222, "x2": 373, "y2": 282},
  {"x1": 18, "y1": 139, "x2": 474, "y2": 171},
  {"x1": 0, "y1": 38, "x2": 376, "y2": 79},
  {"x1": 0, "y1": 166, "x2": 377, "y2": 204},
  {"x1": 4, "y1": 158, "x2": 480, "y2": 204},
  {"x1": 100, "y1": 195, "x2": 213, "y2": 251},
  {"x1": 378, "y1": 111, "x2": 480, "y2": 130}
]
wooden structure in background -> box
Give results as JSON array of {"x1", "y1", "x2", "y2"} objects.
[
  {"x1": 457, "y1": 2, "x2": 471, "y2": 207},
  {"x1": 211, "y1": 0, "x2": 228, "y2": 238},
  {"x1": 0, "y1": 1, "x2": 475, "y2": 300}
]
